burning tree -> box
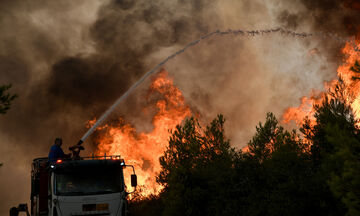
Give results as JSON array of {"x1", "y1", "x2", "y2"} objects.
[{"x1": 301, "y1": 80, "x2": 360, "y2": 216}]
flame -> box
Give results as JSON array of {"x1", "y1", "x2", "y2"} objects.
[
  {"x1": 94, "y1": 70, "x2": 191, "y2": 196},
  {"x1": 283, "y1": 93, "x2": 323, "y2": 126},
  {"x1": 283, "y1": 38, "x2": 360, "y2": 125}
]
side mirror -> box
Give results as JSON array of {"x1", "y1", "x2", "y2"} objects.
[{"x1": 131, "y1": 174, "x2": 137, "y2": 187}]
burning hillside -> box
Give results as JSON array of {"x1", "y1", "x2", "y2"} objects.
[{"x1": 91, "y1": 37, "x2": 360, "y2": 197}]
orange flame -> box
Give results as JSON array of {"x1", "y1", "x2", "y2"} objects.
[
  {"x1": 283, "y1": 92, "x2": 323, "y2": 126},
  {"x1": 94, "y1": 70, "x2": 191, "y2": 196},
  {"x1": 283, "y1": 39, "x2": 360, "y2": 125}
]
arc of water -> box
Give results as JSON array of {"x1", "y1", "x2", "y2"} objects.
[{"x1": 77, "y1": 27, "x2": 359, "y2": 145}]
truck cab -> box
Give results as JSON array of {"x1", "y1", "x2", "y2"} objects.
[{"x1": 30, "y1": 156, "x2": 137, "y2": 216}]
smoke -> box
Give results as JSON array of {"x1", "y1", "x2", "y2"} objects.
[
  {"x1": 276, "y1": 0, "x2": 360, "y2": 60},
  {"x1": 0, "y1": 0, "x2": 359, "y2": 214},
  {"x1": 0, "y1": 0, "x2": 105, "y2": 212}
]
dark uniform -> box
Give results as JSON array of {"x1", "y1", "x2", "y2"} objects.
[
  {"x1": 48, "y1": 144, "x2": 65, "y2": 162},
  {"x1": 48, "y1": 138, "x2": 67, "y2": 162}
]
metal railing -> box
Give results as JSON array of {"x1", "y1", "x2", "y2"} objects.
[{"x1": 32, "y1": 155, "x2": 125, "y2": 171}]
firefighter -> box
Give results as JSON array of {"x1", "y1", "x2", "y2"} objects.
[{"x1": 48, "y1": 138, "x2": 70, "y2": 162}]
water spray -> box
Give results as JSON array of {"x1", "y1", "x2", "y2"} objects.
[{"x1": 75, "y1": 27, "x2": 360, "y2": 148}]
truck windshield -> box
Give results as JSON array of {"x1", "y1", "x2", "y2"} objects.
[{"x1": 55, "y1": 165, "x2": 123, "y2": 196}]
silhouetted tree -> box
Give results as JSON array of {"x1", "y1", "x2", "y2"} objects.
[
  {"x1": 157, "y1": 115, "x2": 236, "y2": 216},
  {"x1": 302, "y1": 80, "x2": 356, "y2": 166},
  {"x1": 325, "y1": 123, "x2": 360, "y2": 216},
  {"x1": 0, "y1": 84, "x2": 17, "y2": 115},
  {"x1": 243, "y1": 113, "x2": 327, "y2": 216},
  {"x1": 301, "y1": 79, "x2": 357, "y2": 216},
  {"x1": 0, "y1": 84, "x2": 16, "y2": 167}
]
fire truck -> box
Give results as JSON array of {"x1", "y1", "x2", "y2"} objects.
[{"x1": 14, "y1": 145, "x2": 137, "y2": 216}]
